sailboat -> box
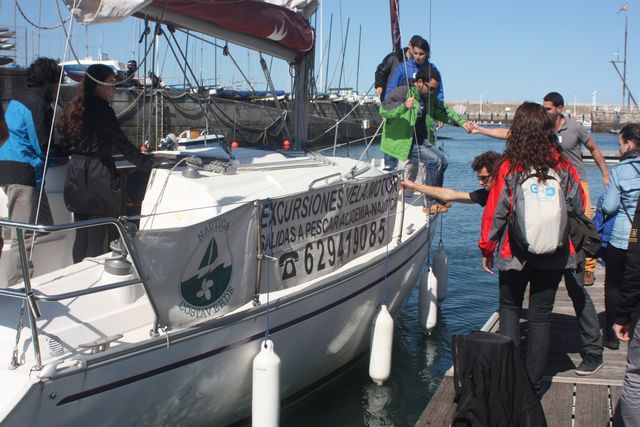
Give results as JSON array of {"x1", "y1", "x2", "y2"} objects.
[
  {"x1": 0, "y1": 1, "x2": 436, "y2": 425},
  {"x1": 59, "y1": 55, "x2": 128, "y2": 83}
]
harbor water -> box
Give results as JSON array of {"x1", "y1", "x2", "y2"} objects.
[{"x1": 279, "y1": 127, "x2": 617, "y2": 426}]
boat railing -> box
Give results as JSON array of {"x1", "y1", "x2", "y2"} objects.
[{"x1": 0, "y1": 217, "x2": 159, "y2": 370}]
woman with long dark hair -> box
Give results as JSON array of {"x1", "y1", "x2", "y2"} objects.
[
  {"x1": 59, "y1": 64, "x2": 152, "y2": 262},
  {"x1": 478, "y1": 102, "x2": 585, "y2": 394}
]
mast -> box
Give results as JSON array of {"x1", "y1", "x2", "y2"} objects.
[
  {"x1": 323, "y1": 13, "x2": 332, "y2": 93},
  {"x1": 623, "y1": 12, "x2": 628, "y2": 106},
  {"x1": 356, "y1": 25, "x2": 361, "y2": 94},
  {"x1": 337, "y1": 18, "x2": 350, "y2": 93},
  {"x1": 293, "y1": 49, "x2": 314, "y2": 150},
  {"x1": 318, "y1": 3, "x2": 323, "y2": 93}
]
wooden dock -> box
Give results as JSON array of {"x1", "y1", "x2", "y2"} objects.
[{"x1": 416, "y1": 266, "x2": 628, "y2": 426}]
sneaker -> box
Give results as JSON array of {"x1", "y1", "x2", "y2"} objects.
[
  {"x1": 575, "y1": 354, "x2": 603, "y2": 376},
  {"x1": 584, "y1": 271, "x2": 595, "y2": 286},
  {"x1": 603, "y1": 337, "x2": 620, "y2": 350}
]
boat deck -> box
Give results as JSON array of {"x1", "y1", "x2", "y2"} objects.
[{"x1": 416, "y1": 264, "x2": 627, "y2": 426}]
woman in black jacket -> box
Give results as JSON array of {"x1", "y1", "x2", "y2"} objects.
[{"x1": 59, "y1": 64, "x2": 152, "y2": 262}]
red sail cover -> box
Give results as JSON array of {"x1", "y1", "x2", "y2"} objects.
[
  {"x1": 151, "y1": 0, "x2": 314, "y2": 55},
  {"x1": 388, "y1": 0, "x2": 401, "y2": 52}
]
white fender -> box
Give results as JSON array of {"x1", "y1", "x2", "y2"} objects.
[
  {"x1": 432, "y1": 246, "x2": 448, "y2": 302},
  {"x1": 369, "y1": 305, "x2": 394, "y2": 385},
  {"x1": 252, "y1": 339, "x2": 280, "y2": 427},
  {"x1": 419, "y1": 268, "x2": 438, "y2": 333}
]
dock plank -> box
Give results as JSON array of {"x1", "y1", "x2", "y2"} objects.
[
  {"x1": 415, "y1": 376, "x2": 456, "y2": 427},
  {"x1": 415, "y1": 264, "x2": 629, "y2": 426},
  {"x1": 540, "y1": 382, "x2": 573, "y2": 427},
  {"x1": 574, "y1": 384, "x2": 610, "y2": 426}
]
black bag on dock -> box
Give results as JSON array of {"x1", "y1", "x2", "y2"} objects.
[
  {"x1": 569, "y1": 213, "x2": 602, "y2": 258},
  {"x1": 451, "y1": 332, "x2": 546, "y2": 427}
]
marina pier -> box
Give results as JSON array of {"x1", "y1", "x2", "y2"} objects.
[
  {"x1": 416, "y1": 264, "x2": 627, "y2": 426},
  {"x1": 452, "y1": 100, "x2": 639, "y2": 133}
]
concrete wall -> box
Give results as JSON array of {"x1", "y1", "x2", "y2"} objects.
[{"x1": 450, "y1": 99, "x2": 640, "y2": 132}]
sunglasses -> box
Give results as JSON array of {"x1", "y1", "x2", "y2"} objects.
[{"x1": 477, "y1": 175, "x2": 491, "y2": 182}]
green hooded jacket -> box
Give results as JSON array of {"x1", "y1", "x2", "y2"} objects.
[{"x1": 379, "y1": 85, "x2": 466, "y2": 161}]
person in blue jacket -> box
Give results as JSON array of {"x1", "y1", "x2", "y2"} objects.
[
  {"x1": 0, "y1": 57, "x2": 64, "y2": 286},
  {"x1": 602, "y1": 123, "x2": 640, "y2": 350},
  {"x1": 382, "y1": 37, "x2": 444, "y2": 172}
]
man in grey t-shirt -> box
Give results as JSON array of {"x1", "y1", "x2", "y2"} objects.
[{"x1": 543, "y1": 91, "x2": 609, "y2": 288}]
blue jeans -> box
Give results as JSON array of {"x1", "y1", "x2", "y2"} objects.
[
  {"x1": 564, "y1": 261, "x2": 603, "y2": 359},
  {"x1": 383, "y1": 153, "x2": 398, "y2": 170},
  {"x1": 498, "y1": 265, "x2": 563, "y2": 391},
  {"x1": 408, "y1": 142, "x2": 448, "y2": 186},
  {"x1": 622, "y1": 317, "x2": 640, "y2": 426}
]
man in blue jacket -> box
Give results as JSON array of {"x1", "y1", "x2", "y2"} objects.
[{"x1": 0, "y1": 57, "x2": 63, "y2": 286}]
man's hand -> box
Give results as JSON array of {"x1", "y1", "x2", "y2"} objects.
[
  {"x1": 482, "y1": 253, "x2": 494, "y2": 275},
  {"x1": 603, "y1": 174, "x2": 610, "y2": 188},
  {"x1": 400, "y1": 179, "x2": 416, "y2": 191},
  {"x1": 404, "y1": 97, "x2": 415, "y2": 110},
  {"x1": 462, "y1": 122, "x2": 476, "y2": 134},
  {"x1": 614, "y1": 323, "x2": 631, "y2": 342},
  {"x1": 375, "y1": 87, "x2": 383, "y2": 97}
]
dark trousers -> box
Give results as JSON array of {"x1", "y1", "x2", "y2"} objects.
[
  {"x1": 605, "y1": 245, "x2": 627, "y2": 337},
  {"x1": 72, "y1": 213, "x2": 112, "y2": 263},
  {"x1": 499, "y1": 265, "x2": 563, "y2": 390},
  {"x1": 564, "y1": 262, "x2": 603, "y2": 358}
]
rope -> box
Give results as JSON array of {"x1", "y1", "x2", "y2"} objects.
[
  {"x1": 114, "y1": 88, "x2": 146, "y2": 119},
  {"x1": 316, "y1": 119, "x2": 384, "y2": 154},
  {"x1": 308, "y1": 81, "x2": 375, "y2": 144},
  {"x1": 8, "y1": 301, "x2": 25, "y2": 369},
  {"x1": 54, "y1": 1, "x2": 158, "y2": 88},
  {"x1": 29, "y1": 0, "x2": 79, "y2": 261},
  {"x1": 381, "y1": 175, "x2": 398, "y2": 305},
  {"x1": 14, "y1": 0, "x2": 71, "y2": 30},
  {"x1": 264, "y1": 198, "x2": 274, "y2": 340}
]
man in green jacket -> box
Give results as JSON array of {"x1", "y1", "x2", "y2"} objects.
[{"x1": 380, "y1": 67, "x2": 472, "y2": 190}]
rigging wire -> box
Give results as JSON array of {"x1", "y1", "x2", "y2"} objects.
[
  {"x1": 14, "y1": 0, "x2": 71, "y2": 30},
  {"x1": 30, "y1": 0, "x2": 79, "y2": 261},
  {"x1": 264, "y1": 199, "x2": 274, "y2": 340},
  {"x1": 53, "y1": 1, "x2": 158, "y2": 88}
]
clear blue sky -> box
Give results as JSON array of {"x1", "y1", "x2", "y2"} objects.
[{"x1": 1, "y1": 0, "x2": 636, "y2": 105}]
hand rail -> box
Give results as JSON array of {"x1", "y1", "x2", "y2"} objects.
[
  {"x1": 307, "y1": 173, "x2": 343, "y2": 190},
  {"x1": 0, "y1": 216, "x2": 159, "y2": 370},
  {"x1": 0, "y1": 278, "x2": 143, "y2": 302}
]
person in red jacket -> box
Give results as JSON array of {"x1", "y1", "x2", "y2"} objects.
[{"x1": 478, "y1": 102, "x2": 585, "y2": 395}]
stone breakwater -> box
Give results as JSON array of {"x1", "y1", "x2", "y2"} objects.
[{"x1": 450, "y1": 100, "x2": 639, "y2": 132}]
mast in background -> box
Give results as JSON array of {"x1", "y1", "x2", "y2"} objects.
[
  {"x1": 623, "y1": 9, "x2": 628, "y2": 105},
  {"x1": 323, "y1": 13, "x2": 332, "y2": 93},
  {"x1": 612, "y1": 2, "x2": 631, "y2": 107}
]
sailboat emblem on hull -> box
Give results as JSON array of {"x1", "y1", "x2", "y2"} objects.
[
  {"x1": 267, "y1": 23, "x2": 288, "y2": 41},
  {"x1": 180, "y1": 238, "x2": 233, "y2": 309}
]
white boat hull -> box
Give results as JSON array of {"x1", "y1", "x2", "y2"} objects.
[{"x1": 2, "y1": 218, "x2": 431, "y2": 426}]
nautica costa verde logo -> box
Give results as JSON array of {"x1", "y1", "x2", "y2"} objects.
[{"x1": 179, "y1": 228, "x2": 234, "y2": 318}]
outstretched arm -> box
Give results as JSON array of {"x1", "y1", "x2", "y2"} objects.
[
  {"x1": 401, "y1": 180, "x2": 475, "y2": 204},
  {"x1": 584, "y1": 137, "x2": 610, "y2": 187},
  {"x1": 471, "y1": 125, "x2": 509, "y2": 140}
]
